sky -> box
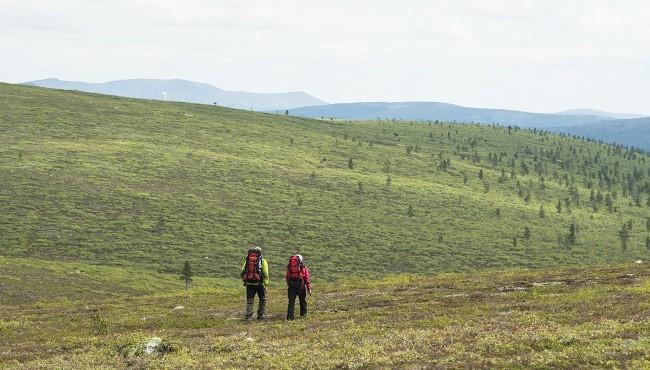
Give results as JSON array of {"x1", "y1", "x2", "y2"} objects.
[{"x1": 1, "y1": 0, "x2": 649, "y2": 113}]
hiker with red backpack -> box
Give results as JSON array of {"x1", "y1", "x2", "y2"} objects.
[
  {"x1": 240, "y1": 246, "x2": 269, "y2": 320},
  {"x1": 286, "y1": 254, "x2": 312, "y2": 320}
]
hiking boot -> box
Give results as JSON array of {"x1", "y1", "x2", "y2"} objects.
[{"x1": 257, "y1": 299, "x2": 266, "y2": 319}]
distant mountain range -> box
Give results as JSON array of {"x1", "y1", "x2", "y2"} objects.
[
  {"x1": 288, "y1": 102, "x2": 650, "y2": 151},
  {"x1": 555, "y1": 117, "x2": 650, "y2": 150},
  {"x1": 23, "y1": 78, "x2": 327, "y2": 111},
  {"x1": 18, "y1": 79, "x2": 650, "y2": 150},
  {"x1": 555, "y1": 108, "x2": 647, "y2": 120},
  {"x1": 288, "y1": 101, "x2": 616, "y2": 128}
]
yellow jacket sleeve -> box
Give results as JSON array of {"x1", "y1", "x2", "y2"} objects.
[{"x1": 262, "y1": 259, "x2": 269, "y2": 286}]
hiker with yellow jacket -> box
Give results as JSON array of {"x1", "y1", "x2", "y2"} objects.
[{"x1": 240, "y1": 246, "x2": 269, "y2": 320}]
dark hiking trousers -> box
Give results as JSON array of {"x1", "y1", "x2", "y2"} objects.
[
  {"x1": 287, "y1": 286, "x2": 307, "y2": 320},
  {"x1": 246, "y1": 284, "x2": 266, "y2": 319}
]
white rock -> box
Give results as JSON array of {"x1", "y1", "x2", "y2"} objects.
[
  {"x1": 173, "y1": 306, "x2": 185, "y2": 311},
  {"x1": 144, "y1": 337, "x2": 162, "y2": 354},
  {"x1": 635, "y1": 260, "x2": 643, "y2": 264}
]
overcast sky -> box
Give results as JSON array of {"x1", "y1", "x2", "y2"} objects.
[{"x1": 1, "y1": 0, "x2": 649, "y2": 113}]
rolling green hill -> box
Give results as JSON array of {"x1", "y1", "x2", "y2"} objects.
[{"x1": 1, "y1": 83, "x2": 649, "y2": 284}]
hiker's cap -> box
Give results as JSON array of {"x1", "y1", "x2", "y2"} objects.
[
  {"x1": 295, "y1": 254, "x2": 303, "y2": 263},
  {"x1": 254, "y1": 246, "x2": 262, "y2": 253}
]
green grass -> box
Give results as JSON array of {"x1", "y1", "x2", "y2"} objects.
[
  {"x1": 1, "y1": 263, "x2": 649, "y2": 368},
  {"x1": 1, "y1": 82, "x2": 649, "y2": 283},
  {"x1": 0, "y1": 256, "x2": 232, "y2": 305},
  {"x1": 2, "y1": 84, "x2": 650, "y2": 368}
]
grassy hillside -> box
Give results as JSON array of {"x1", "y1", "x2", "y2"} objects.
[
  {"x1": 1, "y1": 263, "x2": 649, "y2": 368},
  {"x1": 0, "y1": 256, "x2": 231, "y2": 305},
  {"x1": 1, "y1": 83, "x2": 649, "y2": 282}
]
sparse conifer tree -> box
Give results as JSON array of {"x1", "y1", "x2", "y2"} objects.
[
  {"x1": 605, "y1": 193, "x2": 614, "y2": 213},
  {"x1": 348, "y1": 158, "x2": 354, "y2": 169},
  {"x1": 523, "y1": 227, "x2": 531, "y2": 240},
  {"x1": 618, "y1": 224, "x2": 630, "y2": 250},
  {"x1": 538, "y1": 205, "x2": 546, "y2": 218},
  {"x1": 407, "y1": 204, "x2": 414, "y2": 217},
  {"x1": 180, "y1": 260, "x2": 193, "y2": 290},
  {"x1": 568, "y1": 223, "x2": 577, "y2": 244}
]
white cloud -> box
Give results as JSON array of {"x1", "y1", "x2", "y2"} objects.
[{"x1": 0, "y1": 0, "x2": 648, "y2": 113}]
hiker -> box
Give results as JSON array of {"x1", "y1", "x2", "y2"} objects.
[
  {"x1": 240, "y1": 246, "x2": 269, "y2": 320},
  {"x1": 286, "y1": 254, "x2": 312, "y2": 320}
]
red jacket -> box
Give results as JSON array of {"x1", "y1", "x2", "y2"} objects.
[{"x1": 286, "y1": 264, "x2": 311, "y2": 291}]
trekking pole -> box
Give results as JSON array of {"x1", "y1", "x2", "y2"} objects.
[{"x1": 309, "y1": 291, "x2": 316, "y2": 313}]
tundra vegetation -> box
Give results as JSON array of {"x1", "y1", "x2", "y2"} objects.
[
  {"x1": 1, "y1": 83, "x2": 649, "y2": 368},
  {"x1": 1, "y1": 263, "x2": 649, "y2": 368}
]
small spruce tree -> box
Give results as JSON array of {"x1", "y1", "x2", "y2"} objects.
[
  {"x1": 618, "y1": 225, "x2": 630, "y2": 250},
  {"x1": 407, "y1": 204, "x2": 414, "y2": 217},
  {"x1": 180, "y1": 260, "x2": 193, "y2": 290},
  {"x1": 567, "y1": 223, "x2": 577, "y2": 244}
]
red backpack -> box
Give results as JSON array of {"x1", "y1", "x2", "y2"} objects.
[
  {"x1": 244, "y1": 251, "x2": 262, "y2": 282},
  {"x1": 287, "y1": 255, "x2": 302, "y2": 280}
]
